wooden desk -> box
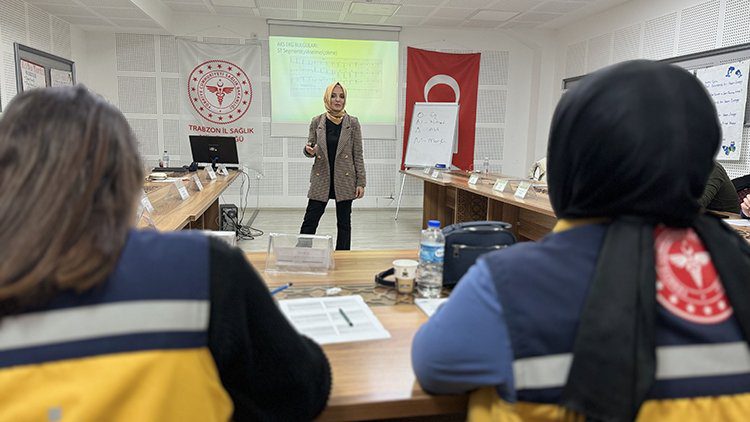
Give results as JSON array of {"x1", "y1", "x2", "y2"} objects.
[
  {"x1": 246, "y1": 250, "x2": 468, "y2": 421},
  {"x1": 403, "y1": 168, "x2": 556, "y2": 241},
  {"x1": 138, "y1": 171, "x2": 238, "y2": 231}
]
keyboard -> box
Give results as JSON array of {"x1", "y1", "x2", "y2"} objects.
[{"x1": 152, "y1": 167, "x2": 189, "y2": 172}]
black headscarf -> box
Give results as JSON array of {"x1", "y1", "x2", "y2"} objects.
[{"x1": 549, "y1": 60, "x2": 750, "y2": 421}]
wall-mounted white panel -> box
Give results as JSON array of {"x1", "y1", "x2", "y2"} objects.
[
  {"x1": 128, "y1": 118, "x2": 159, "y2": 156},
  {"x1": 116, "y1": 33, "x2": 155, "y2": 72},
  {"x1": 677, "y1": 0, "x2": 720, "y2": 56},
  {"x1": 565, "y1": 40, "x2": 586, "y2": 77},
  {"x1": 723, "y1": 0, "x2": 750, "y2": 47},
  {"x1": 643, "y1": 12, "x2": 677, "y2": 60},
  {"x1": 160, "y1": 35, "x2": 178, "y2": 73},
  {"x1": 27, "y1": 4, "x2": 51, "y2": 52},
  {"x1": 118, "y1": 76, "x2": 157, "y2": 113},
  {"x1": 612, "y1": 23, "x2": 641, "y2": 64},
  {"x1": 161, "y1": 77, "x2": 179, "y2": 114},
  {"x1": 586, "y1": 33, "x2": 612, "y2": 72}
]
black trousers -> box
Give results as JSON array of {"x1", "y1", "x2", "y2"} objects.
[{"x1": 300, "y1": 199, "x2": 353, "y2": 250}]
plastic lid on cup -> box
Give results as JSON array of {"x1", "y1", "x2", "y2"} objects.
[{"x1": 428, "y1": 220, "x2": 440, "y2": 228}]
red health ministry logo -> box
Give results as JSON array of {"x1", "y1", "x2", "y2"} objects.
[
  {"x1": 188, "y1": 60, "x2": 252, "y2": 125},
  {"x1": 655, "y1": 227, "x2": 732, "y2": 324}
]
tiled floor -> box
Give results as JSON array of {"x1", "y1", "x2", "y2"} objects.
[{"x1": 236, "y1": 208, "x2": 423, "y2": 252}]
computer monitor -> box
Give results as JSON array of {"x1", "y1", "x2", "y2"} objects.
[{"x1": 189, "y1": 135, "x2": 240, "y2": 170}]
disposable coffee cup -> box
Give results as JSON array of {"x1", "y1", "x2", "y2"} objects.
[{"x1": 393, "y1": 259, "x2": 418, "y2": 294}]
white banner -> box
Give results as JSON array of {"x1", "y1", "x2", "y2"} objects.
[
  {"x1": 696, "y1": 61, "x2": 750, "y2": 162},
  {"x1": 178, "y1": 39, "x2": 263, "y2": 173}
]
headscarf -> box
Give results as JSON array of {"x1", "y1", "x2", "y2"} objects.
[
  {"x1": 549, "y1": 60, "x2": 750, "y2": 421},
  {"x1": 323, "y1": 82, "x2": 347, "y2": 124}
]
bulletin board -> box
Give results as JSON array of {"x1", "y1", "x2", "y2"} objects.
[{"x1": 14, "y1": 42, "x2": 75, "y2": 94}]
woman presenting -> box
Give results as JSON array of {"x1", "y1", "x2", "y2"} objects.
[{"x1": 300, "y1": 82, "x2": 366, "y2": 250}]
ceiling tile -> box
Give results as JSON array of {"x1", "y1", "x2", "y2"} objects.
[
  {"x1": 213, "y1": 5, "x2": 255, "y2": 15},
  {"x1": 212, "y1": 0, "x2": 257, "y2": 6},
  {"x1": 110, "y1": 17, "x2": 162, "y2": 28},
  {"x1": 445, "y1": 0, "x2": 494, "y2": 7},
  {"x1": 431, "y1": 7, "x2": 474, "y2": 19},
  {"x1": 303, "y1": 0, "x2": 345, "y2": 12},
  {"x1": 471, "y1": 10, "x2": 518, "y2": 20},
  {"x1": 26, "y1": 0, "x2": 83, "y2": 5},
  {"x1": 385, "y1": 15, "x2": 424, "y2": 25},
  {"x1": 488, "y1": 0, "x2": 543, "y2": 11},
  {"x1": 163, "y1": 2, "x2": 211, "y2": 12},
  {"x1": 346, "y1": 13, "x2": 387, "y2": 23},
  {"x1": 514, "y1": 11, "x2": 562, "y2": 22},
  {"x1": 394, "y1": 5, "x2": 432, "y2": 16},
  {"x1": 55, "y1": 15, "x2": 112, "y2": 25},
  {"x1": 462, "y1": 19, "x2": 501, "y2": 28},
  {"x1": 399, "y1": 0, "x2": 444, "y2": 4},
  {"x1": 533, "y1": 1, "x2": 587, "y2": 14},
  {"x1": 302, "y1": 10, "x2": 342, "y2": 21},
  {"x1": 257, "y1": 8, "x2": 298, "y2": 18},
  {"x1": 502, "y1": 20, "x2": 540, "y2": 29},
  {"x1": 78, "y1": 0, "x2": 135, "y2": 7},
  {"x1": 31, "y1": 4, "x2": 96, "y2": 16},
  {"x1": 91, "y1": 7, "x2": 150, "y2": 19},
  {"x1": 255, "y1": 0, "x2": 296, "y2": 8},
  {"x1": 424, "y1": 17, "x2": 464, "y2": 27}
]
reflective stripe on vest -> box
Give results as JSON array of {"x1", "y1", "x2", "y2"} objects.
[
  {"x1": 0, "y1": 300, "x2": 209, "y2": 351},
  {"x1": 513, "y1": 342, "x2": 750, "y2": 390}
]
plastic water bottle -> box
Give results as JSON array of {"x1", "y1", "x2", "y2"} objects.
[
  {"x1": 161, "y1": 150, "x2": 170, "y2": 168},
  {"x1": 483, "y1": 156, "x2": 490, "y2": 174},
  {"x1": 416, "y1": 220, "x2": 445, "y2": 298}
]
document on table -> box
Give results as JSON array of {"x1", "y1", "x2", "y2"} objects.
[
  {"x1": 725, "y1": 219, "x2": 750, "y2": 227},
  {"x1": 278, "y1": 295, "x2": 391, "y2": 345},
  {"x1": 415, "y1": 298, "x2": 448, "y2": 317}
]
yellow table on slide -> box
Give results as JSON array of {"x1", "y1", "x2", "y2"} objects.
[
  {"x1": 138, "y1": 171, "x2": 238, "y2": 231},
  {"x1": 246, "y1": 249, "x2": 468, "y2": 422},
  {"x1": 403, "y1": 168, "x2": 556, "y2": 241}
]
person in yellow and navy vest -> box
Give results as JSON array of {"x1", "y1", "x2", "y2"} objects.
[
  {"x1": 412, "y1": 60, "x2": 750, "y2": 421},
  {"x1": 0, "y1": 86, "x2": 331, "y2": 421}
]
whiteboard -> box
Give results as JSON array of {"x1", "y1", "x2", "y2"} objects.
[
  {"x1": 696, "y1": 61, "x2": 750, "y2": 161},
  {"x1": 404, "y1": 102, "x2": 458, "y2": 168}
]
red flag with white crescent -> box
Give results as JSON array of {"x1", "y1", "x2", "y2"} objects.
[{"x1": 402, "y1": 47, "x2": 480, "y2": 171}]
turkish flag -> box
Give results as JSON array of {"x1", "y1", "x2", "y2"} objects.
[{"x1": 401, "y1": 47, "x2": 480, "y2": 171}]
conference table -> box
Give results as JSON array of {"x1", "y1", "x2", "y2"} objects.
[
  {"x1": 245, "y1": 249, "x2": 468, "y2": 421},
  {"x1": 402, "y1": 168, "x2": 556, "y2": 241},
  {"x1": 138, "y1": 170, "x2": 239, "y2": 231}
]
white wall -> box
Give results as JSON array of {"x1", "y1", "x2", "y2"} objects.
[
  {"x1": 78, "y1": 15, "x2": 548, "y2": 208},
  {"x1": 0, "y1": 0, "x2": 74, "y2": 111},
  {"x1": 550, "y1": 0, "x2": 750, "y2": 179}
]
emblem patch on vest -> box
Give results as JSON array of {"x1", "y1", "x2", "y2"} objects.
[{"x1": 655, "y1": 227, "x2": 732, "y2": 324}]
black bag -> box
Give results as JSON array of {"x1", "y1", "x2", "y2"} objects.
[{"x1": 442, "y1": 221, "x2": 516, "y2": 287}]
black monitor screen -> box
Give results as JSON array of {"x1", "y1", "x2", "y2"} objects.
[{"x1": 189, "y1": 135, "x2": 239, "y2": 168}]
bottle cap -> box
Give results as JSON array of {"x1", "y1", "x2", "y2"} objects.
[{"x1": 428, "y1": 220, "x2": 440, "y2": 228}]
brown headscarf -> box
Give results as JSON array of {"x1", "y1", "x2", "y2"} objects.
[{"x1": 323, "y1": 82, "x2": 347, "y2": 124}]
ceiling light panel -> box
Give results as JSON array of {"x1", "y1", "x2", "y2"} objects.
[{"x1": 471, "y1": 10, "x2": 518, "y2": 21}]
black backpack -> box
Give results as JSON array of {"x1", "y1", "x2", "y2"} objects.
[{"x1": 442, "y1": 221, "x2": 516, "y2": 287}]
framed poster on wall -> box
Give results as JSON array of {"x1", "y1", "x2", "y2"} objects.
[
  {"x1": 20, "y1": 59, "x2": 47, "y2": 90},
  {"x1": 14, "y1": 43, "x2": 75, "y2": 94},
  {"x1": 50, "y1": 68, "x2": 74, "y2": 87}
]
